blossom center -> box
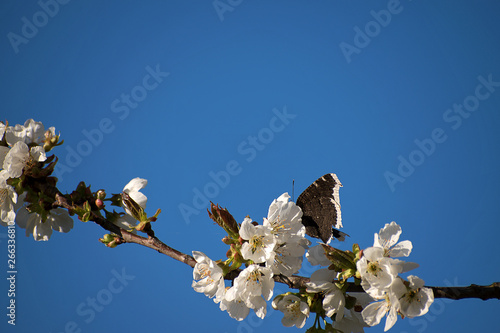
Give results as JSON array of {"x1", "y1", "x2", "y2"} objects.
[
  {"x1": 285, "y1": 299, "x2": 301, "y2": 319},
  {"x1": 269, "y1": 215, "x2": 287, "y2": 235},
  {"x1": 25, "y1": 155, "x2": 37, "y2": 169},
  {"x1": 367, "y1": 261, "x2": 382, "y2": 277},
  {"x1": 405, "y1": 289, "x2": 421, "y2": 303},
  {"x1": 250, "y1": 235, "x2": 265, "y2": 254},
  {"x1": 199, "y1": 265, "x2": 212, "y2": 279},
  {"x1": 246, "y1": 271, "x2": 262, "y2": 286}
]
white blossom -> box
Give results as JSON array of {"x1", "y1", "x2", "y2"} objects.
[
  {"x1": 3, "y1": 141, "x2": 46, "y2": 178},
  {"x1": 263, "y1": 193, "x2": 310, "y2": 276},
  {"x1": 191, "y1": 251, "x2": 225, "y2": 301},
  {"x1": 263, "y1": 192, "x2": 304, "y2": 243},
  {"x1": 16, "y1": 207, "x2": 73, "y2": 241},
  {"x1": 5, "y1": 119, "x2": 45, "y2": 146},
  {"x1": 357, "y1": 247, "x2": 401, "y2": 299},
  {"x1": 219, "y1": 292, "x2": 252, "y2": 321},
  {"x1": 230, "y1": 265, "x2": 274, "y2": 301},
  {"x1": 373, "y1": 221, "x2": 412, "y2": 258},
  {"x1": 362, "y1": 296, "x2": 397, "y2": 331},
  {"x1": 306, "y1": 268, "x2": 345, "y2": 320},
  {"x1": 0, "y1": 170, "x2": 17, "y2": 224},
  {"x1": 361, "y1": 282, "x2": 403, "y2": 332},
  {"x1": 240, "y1": 217, "x2": 276, "y2": 263},
  {"x1": 122, "y1": 177, "x2": 147, "y2": 216},
  {"x1": 396, "y1": 275, "x2": 434, "y2": 318},
  {"x1": 272, "y1": 295, "x2": 310, "y2": 328},
  {"x1": 224, "y1": 265, "x2": 274, "y2": 319},
  {"x1": 266, "y1": 240, "x2": 306, "y2": 276}
]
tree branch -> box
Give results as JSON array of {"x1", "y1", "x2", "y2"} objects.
[
  {"x1": 90, "y1": 217, "x2": 500, "y2": 301},
  {"x1": 41, "y1": 178, "x2": 500, "y2": 301},
  {"x1": 53, "y1": 191, "x2": 197, "y2": 267},
  {"x1": 429, "y1": 283, "x2": 500, "y2": 300}
]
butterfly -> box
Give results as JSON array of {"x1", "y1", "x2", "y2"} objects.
[{"x1": 296, "y1": 173, "x2": 347, "y2": 243}]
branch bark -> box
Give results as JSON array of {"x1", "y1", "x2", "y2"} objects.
[{"x1": 429, "y1": 283, "x2": 500, "y2": 300}]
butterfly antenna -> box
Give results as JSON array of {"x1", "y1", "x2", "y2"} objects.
[{"x1": 292, "y1": 179, "x2": 295, "y2": 201}]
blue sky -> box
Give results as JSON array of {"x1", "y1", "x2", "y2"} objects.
[{"x1": 1, "y1": 1, "x2": 500, "y2": 332}]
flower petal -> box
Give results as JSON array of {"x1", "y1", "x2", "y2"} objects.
[
  {"x1": 384, "y1": 307, "x2": 398, "y2": 331},
  {"x1": 388, "y1": 240, "x2": 412, "y2": 257},
  {"x1": 4, "y1": 141, "x2": 29, "y2": 178},
  {"x1": 239, "y1": 217, "x2": 254, "y2": 240},
  {"x1": 224, "y1": 298, "x2": 250, "y2": 321},
  {"x1": 123, "y1": 177, "x2": 147, "y2": 193},
  {"x1": 30, "y1": 146, "x2": 47, "y2": 162},
  {"x1": 48, "y1": 208, "x2": 73, "y2": 233},
  {"x1": 362, "y1": 301, "x2": 386, "y2": 327},
  {"x1": 33, "y1": 218, "x2": 53, "y2": 241},
  {"x1": 378, "y1": 221, "x2": 402, "y2": 249}
]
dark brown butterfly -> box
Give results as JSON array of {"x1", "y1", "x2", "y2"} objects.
[{"x1": 296, "y1": 173, "x2": 347, "y2": 243}]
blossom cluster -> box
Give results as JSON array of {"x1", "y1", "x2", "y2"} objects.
[
  {"x1": 356, "y1": 222, "x2": 434, "y2": 331},
  {"x1": 0, "y1": 119, "x2": 149, "y2": 242},
  {"x1": 305, "y1": 244, "x2": 372, "y2": 331},
  {"x1": 192, "y1": 195, "x2": 434, "y2": 332},
  {"x1": 304, "y1": 222, "x2": 434, "y2": 331},
  {"x1": 192, "y1": 193, "x2": 311, "y2": 323},
  {"x1": 0, "y1": 119, "x2": 73, "y2": 240}
]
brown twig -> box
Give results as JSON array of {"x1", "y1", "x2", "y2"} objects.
[{"x1": 53, "y1": 191, "x2": 197, "y2": 267}]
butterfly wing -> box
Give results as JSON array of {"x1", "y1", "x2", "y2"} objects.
[{"x1": 296, "y1": 173, "x2": 343, "y2": 243}]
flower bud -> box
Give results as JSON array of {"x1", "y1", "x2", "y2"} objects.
[
  {"x1": 99, "y1": 234, "x2": 114, "y2": 245},
  {"x1": 222, "y1": 236, "x2": 233, "y2": 245},
  {"x1": 42, "y1": 127, "x2": 63, "y2": 152},
  {"x1": 95, "y1": 199, "x2": 105, "y2": 210},
  {"x1": 99, "y1": 234, "x2": 123, "y2": 248},
  {"x1": 100, "y1": 234, "x2": 115, "y2": 243},
  {"x1": 96, "y1": 189, "x2": 106, "y2": 200}
]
